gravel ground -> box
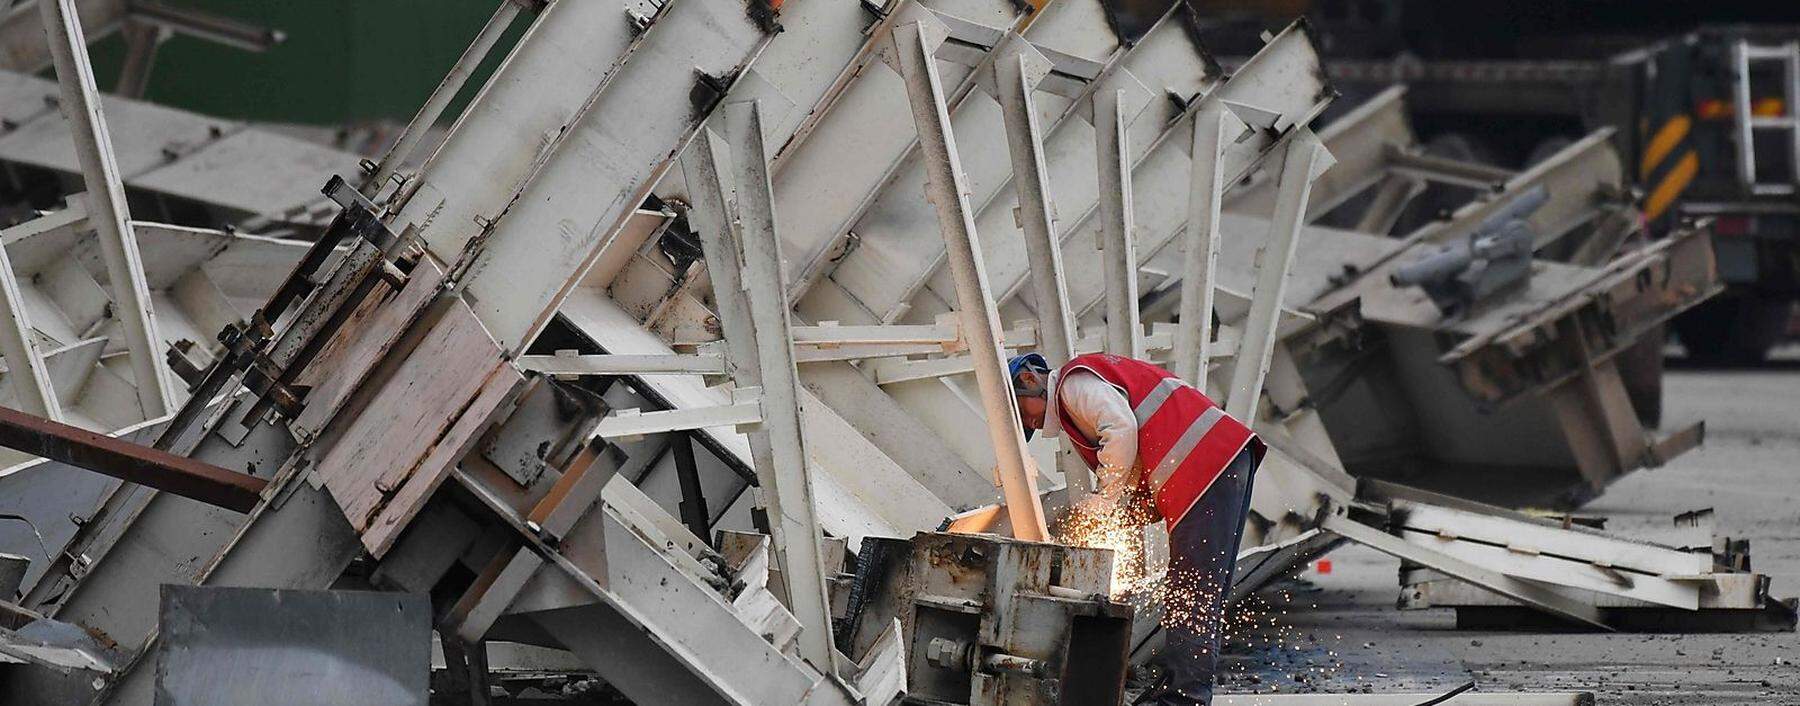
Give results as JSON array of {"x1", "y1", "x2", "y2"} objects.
[{"x1": 1211, "y1": 363, "x2": 1800, "y2": 704}]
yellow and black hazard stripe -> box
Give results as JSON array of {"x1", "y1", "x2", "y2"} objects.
[
  {"x1": 1637, "y1": 42, "x2": 1704, "y2": 228},
  {"x1": 1640, "y1": 113, "x2": 1699, "y2": 224}
]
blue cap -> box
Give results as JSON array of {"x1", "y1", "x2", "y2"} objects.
[
  {"x1": 1007, "y1": 353, "x2": 1048, "y2": 439},
  {"x1": 1007, "y1": 353, "x2": 1048, "y2": 380}
]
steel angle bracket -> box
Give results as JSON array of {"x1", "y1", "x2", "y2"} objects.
[
  {"x1": 910, "y1": 6, "x2": 1103, "y2": 98},
  {"x1": 1071, "y1": 67, "x2": 1155, "y2": 129},
  {"x1": 322, "y1": 175, "x2": 409, "y2": 260},
  {"x1": 226, "y1": 175, "x2": 424, "y2": 423},
  {"x1": 972, "y1": 32, "x2": 1055, "y2": 102},
  {"x1": 1221, "y1": 100, "x2": 1283, "y2": 135}
]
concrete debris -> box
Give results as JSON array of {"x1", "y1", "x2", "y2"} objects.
[{"x1": 0, "y1": 1, "x2": 1790, "y2": 705}]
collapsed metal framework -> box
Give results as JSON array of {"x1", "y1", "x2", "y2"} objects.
[{"x1": 0, "y1": 1, "x2": 1786, "y2": 704}]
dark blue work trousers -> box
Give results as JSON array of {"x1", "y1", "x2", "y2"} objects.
[{"x1": 1153, "y1": 448, "x2": 1258, "y2": 705}]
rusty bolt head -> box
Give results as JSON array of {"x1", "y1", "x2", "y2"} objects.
[{"x1": 926, "y1": 637, "x2": 967, "y2": 670}]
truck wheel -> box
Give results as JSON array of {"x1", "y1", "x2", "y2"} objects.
[{"x1": 1673, "y1": 295, "x2": 1787, "y2": 365}]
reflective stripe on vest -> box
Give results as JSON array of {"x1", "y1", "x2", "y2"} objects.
[
  {"x1": 1148, "y1": 407, "x2": 1225, "y2": 489},
  {"x1": 1130, "y1": 378, "x2": 1227, "y2": 490},
  {"x1": 1056, "y1": 353, "x2": 1260, "y2": 531},
  {"x1": 1132, "y1": 377, "x2": 1184, "y2": 423}
]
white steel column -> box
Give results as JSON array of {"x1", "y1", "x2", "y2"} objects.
[
  {"x1": 680, "y1": 103, "x2": 842, "y2": 675},
  {"x1": 39, "y1": 0, "x2": 173, "y2": 418},
  {"x1": 680, "y1": 130, "x2": 758, "y2": 385},
  {"x1": 1171, "y1": 102, "x2": 1239, "y2": 387},
  {"x1": 0, "y1": 242, "x2": 60, "y2": 419},
  {"x1": 983, "y1": 34, "x2": 1089, "y2": 495},
  {"x1": 721, "y1": 102, "x2": 839, "y2": 675},
  {"x1": 1096, "y1": 82, "x2": 1144, "y2": 359},
  {"x1": 1224, "y1": 129, "x2": 1332, "y2": 421},
  {"x1": 985, "y1": 35, "x2": 1075, "y2": 367},
  {"x1": 882, "y1": 19, "x2": 1048, "y2": 541}
]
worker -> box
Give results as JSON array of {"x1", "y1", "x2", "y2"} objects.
[{"x1": 1008, "y1": 352, "x2": 1264, "y2": 705}]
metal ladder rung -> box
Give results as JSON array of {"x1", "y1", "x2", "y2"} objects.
[
  {"x1": 1744, "y1": 46, "x2": 1796, "y2": 60},
  {"x1": 1732, "y1": 39, "x2": 1800, "y2": 191}
]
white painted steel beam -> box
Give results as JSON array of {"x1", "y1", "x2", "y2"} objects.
[
  {"x1": 1321, "y1": 513, "x2": 1610, "y2": 630},
  {"x1": 982, "y1": 33, "x2": 1074, "y2": 368},
  {"x1": 0, "y1": 0, "x2": 126, "y2": 74},
  {"x1": 0, "y1": 193, "x2": 86, "y2": 246},
  {"x1": 1170, "y1": 102, "x2": 1240, "y2": 386},
  {"x1": 986, "y1": 22, "x2": 1331, "y2": 322},
  {"x1": 1094, "y1": 75, "x2": 1149, "y2": 360},
  {"x1": 865, "y1": 326, "x2": 1229, "y2": 386},
  {"x1": 452, "y1": 545, "x2": 544, "y2": 645},
  {"x1": 1391, "y1": 500, "x2": 1712, "y2": 577},
  {"x1": 1353, "y1": 174, "x2": 1423, "y2": 234},
  {"x1": 791, "y1": 321, "x2": 960, "y2": 347},
  {"x1": 592, "y1": 399, "x2": 763, "y2": 443},
  {"x1": 0, "y1": 240, "x2": 60, "y2": 420},
  {"x1": 1067, "y1": 115, "x2": 1338, "y2": 333},
  {"x1": 815, "y1": 9, "x2": 1172, "y2": 325},
  {"x1": 1223, "y1": 129, "x2": 1332, "y2": 421},
  {"x1": 680, "y1": 104, "x2": 841, "y2": 675},
  {"x1": 391, "y1": 0, "x2": 657, "y2": 257},
  {"x1": 981, "y1": 33, "x2": 1090, "y2": 493},
  {"x1": 793, "y1": 343, "x2": 955, "y2": 364},
  {"x1": 879, "y1": 16, "x2": 1047, "y2": 541},
  {"x1": 1398, "y1": 530, "x2": 1700, "y2": 610},
  {"x1": 400, "y1": 1, "x2": 769, "y2": 356},
  {"x1": 38, "y1": 0, "x2": 172, "y2": 418},
  {"x1": 518, "y1": 354, "x2": 727, "y2": 377},
  {"x1": 717, "y1": 101, "x2": 840, "y2": 675},
  {"x1": 112, "y1": 20, "x2": 165, "y2": 99},
  {"x1": 780, "y1": 2, "x2": 1039, "y2": 304}
]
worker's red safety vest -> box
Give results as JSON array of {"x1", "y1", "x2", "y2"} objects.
[{"x1": 1055, "y1": 353, "x2": 1263, "y2": 530}]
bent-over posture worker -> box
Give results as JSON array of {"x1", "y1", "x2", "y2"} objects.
[{"x1": 1008, "y1": 352, "x2": 1264, "y2": 705}]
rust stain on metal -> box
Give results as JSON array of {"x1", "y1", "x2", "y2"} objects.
[{"x1": 0, "y1": 405, "x2": 267, "y2": 512}]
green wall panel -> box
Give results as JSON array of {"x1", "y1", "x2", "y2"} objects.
[{"x1": 92, "y1": 0, "x2": 526, "y2": 125}]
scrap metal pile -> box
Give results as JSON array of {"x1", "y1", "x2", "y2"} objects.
[{"x1": 0, "y1": 1, "x2": 1790, "y2": 704}]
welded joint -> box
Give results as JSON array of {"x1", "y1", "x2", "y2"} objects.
[
  {"x1": 1073, "y1": 68, "x2": 1153, "y2": 128},
  {"x1": 973, "y1": 31, "x2": 1053, "y2": 99},
  {"x1": 873, "y1": 9, "x2": 950, "y2": 75}
]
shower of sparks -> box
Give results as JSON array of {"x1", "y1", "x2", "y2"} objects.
[
  {"x1": 1055, "y1": 505, "x2": 1352, "y2": 694},
  {"x1": 1053, "y1": 501, "x2": 1156, "y2": 598}
]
